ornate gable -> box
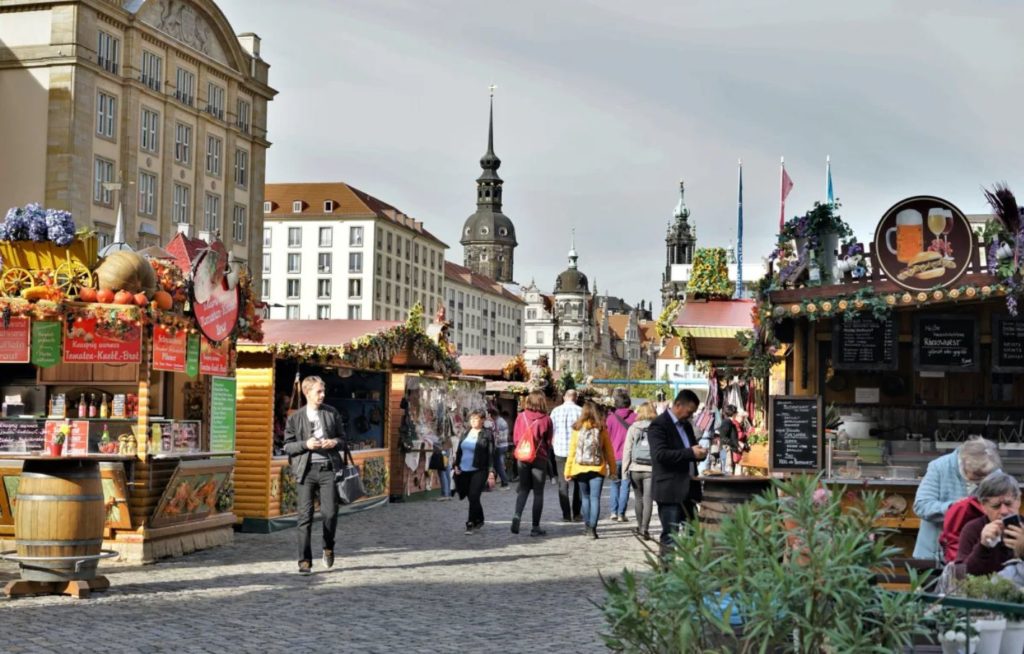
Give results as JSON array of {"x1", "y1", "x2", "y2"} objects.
[{"x1": 136, "y1": 0, "x2": 244, "y2": 71}]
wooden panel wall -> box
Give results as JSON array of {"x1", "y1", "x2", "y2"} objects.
[
  {"x1": 127, "y1": 459, "x2": 179, "y2": 528},
  {"x1": 233, "y1": 352, "x2": 275, "y2": 519},
  {"x1": 388, "y1": 372, "x2": 407, "y2": 498}
]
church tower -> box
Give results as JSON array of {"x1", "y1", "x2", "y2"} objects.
[
  {"x1": 660, "y1": 180, "x2": 697, "y2": 307},
  {"x1": 460, "y1": 89, "x2": 517, "y2": 282}
]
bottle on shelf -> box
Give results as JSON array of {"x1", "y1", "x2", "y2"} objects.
[
  {"x1": 99, "y1": 394, "x2": 108, "y2": 419},
  {"x1": 78, "y1": 393, "x2": 88, "y2": 418},
  {"x1": 88, "y1": 393, "x2": 98, "y2": 418}
]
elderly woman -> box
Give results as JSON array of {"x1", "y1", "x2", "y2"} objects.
[
  {"x1": 956, "y1": 471, "x2": 1024, "y2": 576},
  {"x1": 912, "y1": 438, "x2": 1001, "y2": 561}
]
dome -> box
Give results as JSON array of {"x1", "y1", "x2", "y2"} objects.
[
  {"x1": 555, "y1": 268, "x2": 588, "y2": 294},
  {"x1": 460, "y1": 208, "x2": 517, "y2": 245}
]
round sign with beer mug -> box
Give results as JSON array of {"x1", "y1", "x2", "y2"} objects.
[{"x1": 872, "y1": 195, "x2": 975, "y2": 291}]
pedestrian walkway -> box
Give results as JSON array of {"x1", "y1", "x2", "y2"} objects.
[{"x1": 0, "y1": 487, "x2": 650, "y2": 653}]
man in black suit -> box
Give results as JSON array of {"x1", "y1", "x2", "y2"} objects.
[
  {"x1": 647, "y1": 389, "x2": 708, "y2": 554},
  {"x1": 283, "y1": 375, "x2": 346, "y2": 575}
]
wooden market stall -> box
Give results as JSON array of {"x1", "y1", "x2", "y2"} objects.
[
  {"x1": 234, "y1": 314, "x2": 462, "y2": 532},
  {"x1": 0, "y1": 221, "x2": 260, "y2": 568}
]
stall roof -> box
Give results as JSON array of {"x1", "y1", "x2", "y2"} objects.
[
  {"x1": 246, "y1": 320, "x2": 402, "y2": 347},
  {"x1": 674, "y1": 299, "x2": 755, "y2": 361},
  {"x1": 459, "y1": 355, "x2": 514, "y2": 377}
]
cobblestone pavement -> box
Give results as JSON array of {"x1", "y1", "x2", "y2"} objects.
[{"x1": 0, "y1": 484, "x2": 653, "y2": 653}]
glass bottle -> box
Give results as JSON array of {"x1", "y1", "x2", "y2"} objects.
[
  {"x1": 99, "y1": 394, "x2": 108, "y2": 419},
  {"x1": 78, "y1": 393, "x2": 88, "y2": 418},
  {"x1": 88, "y1": 393, "x2": 98, "y2": 418}
]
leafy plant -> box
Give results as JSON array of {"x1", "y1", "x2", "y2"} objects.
[
  {"x1": 601, "y1": 474, "x2": 931, "y2": 653},
  {"x1": 689, "y1": 248, "x2": 734, "y2": 299}
]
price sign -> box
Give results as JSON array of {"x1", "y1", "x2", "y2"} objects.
[
  {"x1": 993, "y1": 314, "x2": 1024, "y2": 373},
  {"x1": 152, "y1": 325, "x2": 187, "y2": 373},
  {"x1": 769, "y1": 396, "x2": 822, "y2": 473},
  {"x1": 186, "y1": 333, "x2": 200, "y2": 377},
  {"x1": 209, "y1": 376, "x2": 236, "y2": 452},
  {"x1": 0, "y1": 317, "x2": 30, "y2": 363},
  {"x1": 31, "y1": 320, "x2": 62, "y2": 368},
  {"x1": 200, "y1": 337, "x2": 230, "y2": 376},
  {"x1": 832, "y1": 316, "x2": 898, "y2": 370}
]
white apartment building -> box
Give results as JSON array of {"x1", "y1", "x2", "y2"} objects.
[
  {"x1": 444, "y1": 262, "x2": 523, "y2": 356},
  {"x1": 262, "y1": 182, "x2": 447, "y2": 321}
]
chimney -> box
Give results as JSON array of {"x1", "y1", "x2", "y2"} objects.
[{"x1": 237, "y1": 33, "x2": 261, "y2": 59}]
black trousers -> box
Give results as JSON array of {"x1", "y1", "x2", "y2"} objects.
[
  {"x1": 658, "y1": 499, "x2": 697, "y2": 552},
  {"x1": 554, "y1": 456, "x2": 582, "y2": 519},
  {"x1": 514, "y1": 461, "x2": 547, "y2": 527},
  {"x1": 296, "y1": 464, "x2": 338, "y2": 563},
  {"x1": 465, "y1": 469, "x2": 488, "y2": 526}
]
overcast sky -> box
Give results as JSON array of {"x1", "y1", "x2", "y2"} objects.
[{"x1": 219, "y1": 0, "x2": 1024, "y2": 310}]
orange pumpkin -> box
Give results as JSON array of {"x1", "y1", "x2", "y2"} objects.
[
  {"x1": 78, "y1": 287, "x2": 98, "y2": 302},
  {"x1": 133, "y1": 292, "x2": 149, "y2": 307},
  {"x1": 153, "y1": 290, "x2": 174, "y2": 311},
  {"x1": 96, "y1": 288, "x2": 115, "y2": 304},
  {"x1": 114, "y1": 290, "x2": 134, "y2": 305}
]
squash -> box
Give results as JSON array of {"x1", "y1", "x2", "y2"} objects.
[
  {"x1": 133, "y1": 292, "x2": 149, "y2": 307},
  {"x1": 153, "y1": 290, "x2": 174, "y2": 311},
  {"x1": 114, "y1": 289, "x2": 134, "y2": 305},
  {"x1": 78, "y1": 286, "x2": 98, "y2": 302},
  {"x1": 96, "y1": 288, "x2": 114, "y2": 304},
  {"x1": 21, "y1": 285, "x2": 56, "y2": 301},
  {"x1": 95, "y1": 251, "x2": 157, "y2": 295}
]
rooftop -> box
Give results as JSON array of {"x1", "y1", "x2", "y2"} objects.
[
  {"x1": 444, "y1": 261, "x2": 526, "y2": 304},
  {"x1": 247, "y1": 319, "x2": 403, "y2": 347}
]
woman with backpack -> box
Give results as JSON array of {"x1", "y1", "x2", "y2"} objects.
[
  {"x1": 564, "y1": 401, "x2": 618, "y2": 539},
  {"x1": 606, "y1": 390, "x2": 637, "y2": 522},
  {"x1": 510, "y1": 391, "x2": 554, "y2": 536},
  {"x1": 453, "y1": 409, "x2": 495, "y2": 534},
  {"x1": 622, "y1": 401, "x2": 657, "y2": 541}
]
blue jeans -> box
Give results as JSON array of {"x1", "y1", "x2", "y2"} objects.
[
  {"x1": 608, "y1": 461, "x2": 630, "y2": 517},
  {"x1": 575, "y1": 472, "x2": 604, "y2": 528},
  {"x1": 658, "y1": 500, "x2": 696, "y2": 552},
  {"x1": 438, "y1": 455, "x2": 452, "y2": 497},
  {"x1": 493, "y1": 446, "x2": 509, "y2": 486}
]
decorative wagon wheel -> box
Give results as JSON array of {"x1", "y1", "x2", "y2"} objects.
[
  {"x1": 0, "y1": 267, "x2": 35, "y2": 297},
  {"x1": 53, "y1": 260, "x2": 95, "y2": 296}
]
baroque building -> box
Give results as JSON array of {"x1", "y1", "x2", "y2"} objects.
[{"x1": 660, "y1": 180, "x2": 697, "y2": 308}]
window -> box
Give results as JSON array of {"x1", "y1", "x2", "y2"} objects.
[
  {"x1": 95, "y1": 227, "x2": 113, "y2": 249},
  {"x1": 96, "y1": 92, "x2": 116, "y2": 138},
  {"x1": 234, "y1": 150, "x2": 248, "y2": 187},
  {"x1": 138, "y1": 171, "x2": 156, "y2": 216},
  {"x1": 349, "y1": 253, "x2": 362, "y2": 273},
  {"x1": 172, "y1": 183, "x2": 190, "y2": 223},
  {"x1": 536, "y1": 331, "x2": 544, "y2": 344},
  {"x1": 317, "y1": 279, "x2": 331, "y2": 299},
  {"x1": 386, "y1": 258, "x2": 392, "y2": 276},
  {"x1": 350, "y1": 226, "x2": 363, "y2": 246},
  {"x1": 232, "y1": 205, "x2": 247, "y2": 243},
  {"x1": 260, "y1": 279, "x2": 269, "y2": 300},
  {"x1": 318, "y1": 227, "x2": 332, "y2": 248},
  {"x1": 203, "y1": 194, "x2": 221, "y2": 233},
  {"x1": 288, "y1": 226, "x2": 301, "y2": 247},
  {"x1": 317, "y1": 305, "x2": 331, "y2": 320},
  {"x1": 175, "y1": 67, "x2": 195, "y2": 106},
  {"x1": 262, "y1": 252, "x2": 271, "y2": 273},
  {"x1": 386, "y1": 232, "x2": 392, "y2": 252},
  {"x1": 527, "y1": 309, "x2": 537, "y2": 320},
  {"x1": 430, "y1": 251, "x2": 436, "y2": 269},
  {"x1": 348, "y1": 278, "x2": 362, "y2": 299},
  {"x1": 263, "y1": 201, "x2": 272, "y2": 213},
  {"x1": 286, "y1": 305, "x2": 300, "y2": 319},
  {"x1": 140, "y1": 50, "x2": 161, "y2": 91},
  {"x1": 348, "y1": 305, "x2": 362, "y2": 320},
  {"x1": 414, "y1": 243, "x2": 420, "y2": 263},
  {"x1": 174, "y1": 123, "x2": 192, "y2": 164},
  {"x1": 286, "y1": 279, "x2": 301, "y2": 299},
  {"x1": 262, "y1": 227, "x2": 271, "y2": 247},
  {"x1": 385, "y1": 283, "x2": 391, "y2": 303},
  {"x1": 92, "y1": 158, "x2": 114, "y2": 205},
  {"x1": 292, "y1": 201, "x2": 302, "y2": 213},
  {"x1": 317, "y1": 253, "x2": 331, "y2": 273},
  {"x1": 205, "y1": 82, "x2": 225, "y2": 120},
  {"x1": 236, "y1": 98, "x2": 251, "y2": 134},
  {"x1": 140, "y1": 108, "x2": 159, "y2": 152},
  {"x1": 97, "y1": 31, "x2": 119, "y2": 74},
  {"x1": 323, "y1": 200, "x2": 334, "y2": 213},
  {"x1": 287, "y1": 253, "x2": 301, "y2": 273},
  {"x1": 205, "y1": 135, "x2": 222, "y2": 176}
]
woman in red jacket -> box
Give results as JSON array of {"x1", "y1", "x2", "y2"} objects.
[{"x1": 511, "y1": 391, "x2": 554, "y2": 536}]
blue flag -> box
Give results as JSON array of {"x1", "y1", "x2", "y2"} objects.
[
  {"x1": 826, "y1": 156, "x2": 835, "y2": 206},
  {"x1": 735, "y1": 160, "x2": 744, "y2": 299}
]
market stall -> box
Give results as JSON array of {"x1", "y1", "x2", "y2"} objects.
[{"x1": 235, "y1": 310, "x2": 461, "y2": 531}]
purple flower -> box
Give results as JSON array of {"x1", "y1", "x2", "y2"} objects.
[
  {"x1": 1009, "y1": 295, "x2": 1019, "y2": 317},
  {"x1": 45, "y1": 209, "x2": 75, "y2": 246}
]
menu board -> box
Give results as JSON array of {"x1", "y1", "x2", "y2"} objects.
[
  {"x1": 31, "y1": 320, "x2": 62, "y2": 368},
  {"x1": 913, "y1": 314, "x2": 979, "y2": 372},
  {"x1": 0, "y1": 317, "x2": 30, "y2": 363},
  {"x1": 209, "y1": 377, "x2": 236, "y2": 452},
  {"x1": 769, "y1": 396, "x2": 822, "y2": 473},
  {"x1": 993, "y1": 314, "x2": 1024, "y2": 372},
  {"x1": 152, "y1": 324, "x2": 187, "y2": 373},
  {"x1": 0, "y1": 420, "x2": 44, "y2": 452},
  {"x1": 832, "y1": 316, "x2": 898, "y2": 370}
]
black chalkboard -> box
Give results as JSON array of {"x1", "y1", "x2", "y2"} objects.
[
  {"x1": 913, "y1": 314, "x2": 979, "y2": 372},
  {"x1": 993, "y1": 314, "x2": 1024, "y2": 373},
  {"x1": 769, "y1": 396, "x2": 822, "y2": 473},
  {"x1": 832, "y1": 316, "x2": 898, "y2": 370},
  {"x1": 0, "y1": 419, "x2": 45, "y2": 452}
]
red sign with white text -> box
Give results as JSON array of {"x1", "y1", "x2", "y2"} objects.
[
  {"x1": 152, "y1": 324, "x2": 187, "y2": 372},
  {"x1": 63, "y1": 315, "x2": 142, "y2": 364},
  {"x1": 44, "y1": 420, "x2": 89, "y2": 454},
  {"x1": 0, "y1": 317, "x2": 30, "y2": 363},
  {"x1": 200, "y1": 336, "x2": 231, "y2": 376},
  {"x1": 191, "y1": 243, "x2": 240, "y2": 343}
]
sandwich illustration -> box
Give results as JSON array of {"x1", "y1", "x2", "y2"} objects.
[{"x1": 897, "y1": 250, "x2": 955, "y2": 281}]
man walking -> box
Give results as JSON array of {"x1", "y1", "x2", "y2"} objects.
[
  {"x1": 550, "y1": 389, "x2": 583, "y2": 521},
  {"x1": 646, "y1": 389, "x2": 707, "y2": 555},
  {"x1": 283, "y1": 376, "x2": 346, "y2": 575},
  {"x1": 489, "y1": 408, "x2": 510, "y2": 489}
]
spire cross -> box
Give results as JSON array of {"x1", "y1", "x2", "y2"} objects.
[{"x1": 489, "y1": 83, "x2": 497, "y2": 96}]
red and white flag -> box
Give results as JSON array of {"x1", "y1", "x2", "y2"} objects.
[{"x1": 779, "y1": 161, "x2": 794, "y2": 231}]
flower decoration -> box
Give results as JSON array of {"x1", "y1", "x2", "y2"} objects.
[
  {"x1": 1, "y1": 204, "x2": 76, "y2": 246},
  {"x1": 688, "y1": 248, "x2": 733, "y2": 299}
]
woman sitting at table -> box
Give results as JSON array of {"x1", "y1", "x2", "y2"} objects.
[{"x1": 956, "y1": 470, "x2": 1024, "y2": 576}]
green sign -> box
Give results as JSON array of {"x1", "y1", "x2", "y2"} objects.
[
  {"x1": 209, "y1": 376, "x2": 236, "y2": 452},
  {"x1": 31, "y1": 321, "x2": 62, "y2": 368},
  {"x1": 186, "y1": 334, "x2": 200, "y2": 377}
]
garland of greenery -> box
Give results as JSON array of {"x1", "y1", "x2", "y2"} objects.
[
  {"x1": 501, "y1": 354, "x2": 528, "y2": 381},
  {"x1": 655, "y1": 299, "x2": 680, "y2": 340},
  {"x1": 688, "y1": 248, "x2": 733, "y2": 299}
]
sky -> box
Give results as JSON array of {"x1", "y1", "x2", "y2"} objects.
[{"x1": 218, "y1": 0, "x2": 1024, "y2": 311}]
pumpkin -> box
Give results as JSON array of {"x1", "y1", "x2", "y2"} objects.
[
  {"x1": 114, "y1": 290, "x2": 134, "y2": 305},
  {"x1": 153, "y1": 290, "x2": 174, "y2": 311},
  {"x1": 133, "y1": 292, "x2": 149, "y2": 307},
  {"x1": 78, "y1": 287, "x2": 98, "y2": 302},
  {"x1": 95, "y1": 251, "x2": 157, "y2": 295},
  {"x1": 96, "y1": 288, "x2": 114, "y2": 304}
]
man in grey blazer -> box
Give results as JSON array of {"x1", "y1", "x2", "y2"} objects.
[{"x1": 283, "y1": 375, "x2": 346, "y2": 574}]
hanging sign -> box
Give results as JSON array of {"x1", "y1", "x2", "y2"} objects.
[
  {"x1": 209, "y1": 376, "x2": 237, "y2": 452},
  {"x1": 152, "y1": 324, "x2": 187, "y2": 372},
  {"x1": 31, "y1": 320, "x2": 62, "y2": 368},
  {"x1": 190, "y1": 241, "x2": 240, "y2": 343},
  {"x1": 186, "y1": 333, "x2": 200, "y2": 377},
  {"x1": 200, "y1": 336, "x2": 230, "y2": 376},
  {"x1": 63, "y1": 315, "x2": 141, "y2": 364},
  {"x1": 0, "y1": 317, "x2": 30, "y2": 363},
  {"x1": 872, "y1": 195, "x2": 974, "y2": 291}
]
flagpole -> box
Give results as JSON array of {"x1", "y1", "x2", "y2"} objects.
[
  {"x1": 735, "y1": 158, "x2": 744, "y2": 300},
  {"x1": 826, "y1": 155, "x2": 831, "y2": 207}
]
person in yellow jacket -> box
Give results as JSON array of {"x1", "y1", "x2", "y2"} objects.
[{"x1": 564, "y1": 401, "x2": 618, "y2": 539}]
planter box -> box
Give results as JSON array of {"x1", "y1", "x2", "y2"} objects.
[{"x1": 741, "y1": 443, "x2": 768, "y2": 469}]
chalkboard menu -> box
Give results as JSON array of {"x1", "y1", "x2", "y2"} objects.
[
  {"x1": 832, "y1": 316, "x2": 898, "y2": 370},
  {"x1": 914, "y1": 314, "x2": 979, "y2": 372},
  {"x1": 993, "y1": 314, "x2": 1024, "y2": 372},
  {"x1": 0, "y1": 419, "x2": 44, "y2": 452},
  {"x1": 769, "y1": 396, "x2": 822, "y2": 473}
]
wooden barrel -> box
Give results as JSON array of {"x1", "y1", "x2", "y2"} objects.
[
  {"x1": 14, "y1": 459, "x2": 104, "y2": 582},
  {"x1": 699, "y1": 476, "x2": 772, "y2": 530}
]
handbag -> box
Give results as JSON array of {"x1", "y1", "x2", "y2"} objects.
[
  {"x1": 428, "y1": 447, "x2": 445, "y2": 471},
  {"x1": 335, "y1": 448, "x2": 367, "y2": 505}
]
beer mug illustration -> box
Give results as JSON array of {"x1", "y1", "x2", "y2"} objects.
[{"x1": 885, "y1": 209, "x2": 924, "y2": 263}]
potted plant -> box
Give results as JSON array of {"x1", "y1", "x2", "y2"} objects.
[
  {"x1": 779, "y1": 201, "x2": 853, "y2": 284},
  {"x1": 975, "y1": 574, "x2": 1024, "y2": 654},
  {"x1": 931, "y1": 607, "x2": 980, "y2": 654},
  {"x1": 46, "y1": 429, "x2": 65, "y2": 457},
  {"x1": 961, "y1": 574, "x2": 1010, "y2": 654}
]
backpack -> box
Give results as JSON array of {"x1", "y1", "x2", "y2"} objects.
[
  {"x1": 632, "y1": 427, "x2": 651, "y2": 466},
  {"x1": 514, "y1": 417, "x2": 543, "y2": 464},
  {"x1": 574, "y1": 427, "x2": 603, "y2": 466}
]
